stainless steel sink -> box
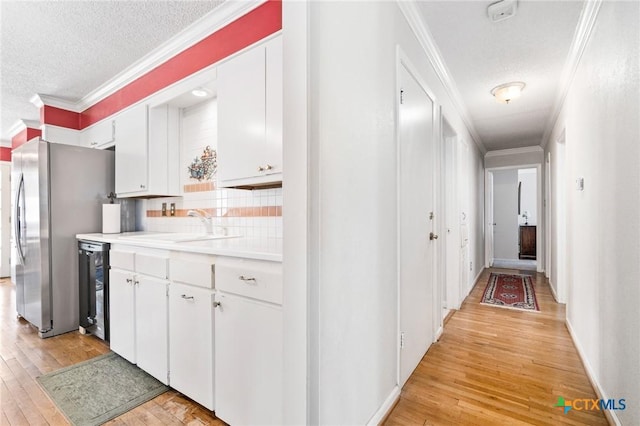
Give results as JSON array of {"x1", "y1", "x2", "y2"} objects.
[{"x1": 118, "y1": 233, "x2": 241, "y2": 243}]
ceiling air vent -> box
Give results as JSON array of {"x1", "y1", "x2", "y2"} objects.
[{"x1": 487, "y1": 0, "x2": 518, "y2": 23}]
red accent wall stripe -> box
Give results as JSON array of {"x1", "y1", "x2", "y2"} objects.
[
  {"x1": 41, "y1": 105, "x2": 81, "y2": 129},
  {"x1": 0, "y1": 147, "x2": 11, "y2": 161},
  {"x1": 11, "y1": 127, "x2": 42, "y2": 150},
  {"x1": 80, "y1": 0, "x2": 282, "y2": 129}
]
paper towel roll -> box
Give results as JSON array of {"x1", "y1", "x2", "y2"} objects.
[{"x1": 103, "y1": 204, "x2": 121, "y2": 234}]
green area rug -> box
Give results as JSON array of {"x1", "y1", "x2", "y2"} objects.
[{"x1": 37, "y1": 352, "x2": 168, "y2": 426}]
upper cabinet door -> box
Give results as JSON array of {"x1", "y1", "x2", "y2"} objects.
[
  {"x1": 115, "y1": 103, "x2": 149, "y2": 195},
  {"x1": 264, "y1": 36, "x2": 283, "y2": 177},
  {"x1": 217, "y1": 35, "x2": 282, "y2": 188},
  {"x1": 114, "y1": 103, "x2": 180, "y2": 198}
]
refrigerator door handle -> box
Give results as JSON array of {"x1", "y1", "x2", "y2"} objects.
[{"x1": 14, "y1": 173, "x2": 26, "y2": 264}]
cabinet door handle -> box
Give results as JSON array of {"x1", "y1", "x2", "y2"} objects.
[
  {"x1": 126, "y1": 278, "x2": 133, "y2": 284},
  {"x1": 265, "y1": 164, "x2": 273, "y2": 171},
  {"x1": 238, "y1": 275, "x2": 256, "y2": 282},
  {"x1": 140, "y1": 184, "x2": 146, "y2": 189},
  {"x1": 213, "y1": 301, "x2": 221, "y2": 308},
  {"x1": 181, "y1": 294, "x2": 194, "y2": 300},
  {"x1": 257, "y1": 166, "x2": 264, "y2": 172},
  {"x1": 134, "y1": 280, "x2": 139, "y2": 285}
]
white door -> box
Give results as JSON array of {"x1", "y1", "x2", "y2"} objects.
[
  {"x1": 168, "y1": 282, "x2": 214, "y2": 410},
  {"x1": 214, "y1": 292, "x2": 283, "y2": 425},
  {"x1": 0, "y1": 163, "x2": 11, "y2": 277},
  {"x1": 444, "y1": 135, "x2": 460, "y2": 309},
  {"x1": 135, "y1": 275, "x2": 168, "y2": 384},
  {"x1": 486, "y1": 171, "x2": 495, "y2": 267},
  {"x1": 109, "y1": 269, "x2": 136, "y2": 363},
  {"x1": 398, "y1": 60, "x2": 435, "y2": 387}
]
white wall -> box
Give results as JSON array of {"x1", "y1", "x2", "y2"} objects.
[
  {"x1": 493, "y1": 169, "x2": 519, "y2": 260},
  {"x1": 546, "y1": 2, "x2": 639, "y2": 424},
  {"x1": 305, "y1": 2, "x2": 484, "y2": 423},
  {"x1": 518, "y1": 168, "x2": 537, "y2": 225}
]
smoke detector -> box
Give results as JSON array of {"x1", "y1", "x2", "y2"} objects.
[{"x1": 487, "y1": 0, "x2": 518, "y2": 23}]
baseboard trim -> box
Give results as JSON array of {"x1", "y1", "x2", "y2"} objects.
[
  {"x1": 434, "y1": 325, "x2": 444, "y2": 342},
  {"x1": 564, "y1": 319, "x2": 621, "y2": 426},
  {"x1": 547, "y1": 278, "x2": 559, "y2": 303},
  {"x1": 367, "y1": 385, "x2": 401, "y2": 426},
  {"x1": 471, "y1": 267, "x2": 484, "y2": 291}
]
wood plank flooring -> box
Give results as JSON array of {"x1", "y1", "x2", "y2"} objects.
[
  {"x1": 1, "y1": 269, "x2": 608, "y2": 425},
  {"x1": 0, "y1": 278, "x2": 224, "y2": 426},
  {"x1": 384, "y1": 268, "x2": 608, "y2": 425}
]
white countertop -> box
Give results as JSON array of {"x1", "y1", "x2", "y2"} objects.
[{"x1": 77, "y1": 232, "x2": 282, "y2": 262}]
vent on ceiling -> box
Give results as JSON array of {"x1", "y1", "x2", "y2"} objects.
[{"x1": 487, "y1": 0, "x2": 518, "y2": 23}]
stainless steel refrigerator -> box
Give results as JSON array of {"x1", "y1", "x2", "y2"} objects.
[{"x1": 12, "y1": 138, "x2": 114, "y2": 338}]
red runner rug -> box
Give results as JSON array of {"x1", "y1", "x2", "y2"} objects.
[{"x1": 480, "y1": 273, "x2": 539, "y2": 312}]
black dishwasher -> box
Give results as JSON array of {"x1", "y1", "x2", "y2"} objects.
[{"x1": 78, "y1": 240, "x2": 110, "y2": 341}]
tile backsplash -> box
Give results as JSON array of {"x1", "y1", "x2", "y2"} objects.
[{"x1": 137, "y1": 186, "x2": 282, "y2": 238}]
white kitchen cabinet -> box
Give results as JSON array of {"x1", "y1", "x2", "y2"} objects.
[
  {"x1": 169, "y1": 282, "x2": 214, "y2": 410},
  {"x1": 115, "y1": 103, "x2": 180, "y2": 197},
  {"x1": 217, "y1": 36, "x2": 282, "y2": 188},
  {"x1": 83, "y1": 119, "x2": 115, "y2": 149},
  {"x1": 109, "y1": 247, "x2": 169, "y2": 384},
  {"x1": 135, "y1": 275, "x2": 169, "y2": 383},
  {"x1": 109, "y1": 268, "x2": 136, "y2": 362},
  {"x1": 214, "y1": 257, "x2": 283, "y2": 425},
  {"x1": 214, "y1": 292, "x2": 283, "y2": 425}
]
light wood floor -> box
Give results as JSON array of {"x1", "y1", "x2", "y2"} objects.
[
  {"x1": 0, "y1": 278, "x2": 225, "y2": 425},
  {"x1": 384, "y1": 268, "x2": 608, "y2": 425},
  {"x1": 1, "y1": 270, "x2": 609, "y2": 425}
]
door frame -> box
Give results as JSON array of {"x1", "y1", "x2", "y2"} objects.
[
  {"x1": 485, "y1": 163, "x2": 543, "y2": 272},
  {"x1": 395, "y1": 46, "x2": 440, "y2": 388},
  {"x1": 440, "y1": 117, "x2": 461, "y2": 311}
]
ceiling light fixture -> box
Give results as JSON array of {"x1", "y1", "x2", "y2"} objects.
[
  {"x1": 191, "y1": 88, "x2": 210, "y2": 97},
  {"x1": 490, "y1": 81, "x2": 526, "y2": 104}
]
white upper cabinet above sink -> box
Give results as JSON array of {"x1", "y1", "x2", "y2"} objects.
[{"x1": 217, "y1": 35, "x2": 282, "y2": 188}]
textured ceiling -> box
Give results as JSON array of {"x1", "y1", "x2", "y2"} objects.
[
  {"x1": 0, "y1": 0, "x2": 224, "y2": 143},
  {"x1": 418, "y1": 1, "x2": 584, "y2": 151}
]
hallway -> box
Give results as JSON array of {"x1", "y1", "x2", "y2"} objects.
[{"x1": 385, "y1": 268, "x2": 607, "y2": 425}]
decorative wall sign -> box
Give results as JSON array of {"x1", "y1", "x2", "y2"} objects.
[{"x1": 188, "y1": 145, "x2": 217, "y2": 181}]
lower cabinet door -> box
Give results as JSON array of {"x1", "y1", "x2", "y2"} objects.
[
  {"x1": 214, "y1": 292, "x2": 283, "y2": 425},
  {"x1": 109, "y1": 269, "x2": 135, "y2": 363},
  {"x1": 135, "y1": 275, "x2": 168, "y2": 384},
  {"x1": 169, "y1": 283, "x2": 214, "y2": 410}
]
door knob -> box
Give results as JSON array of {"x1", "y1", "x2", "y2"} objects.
[{"x1": 429, "y1": 232, "x2": 438, "y2": 240}]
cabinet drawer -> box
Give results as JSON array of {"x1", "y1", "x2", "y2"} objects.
[
  {"x1": 170, "y1": 258, "x2": 215, "y2": 289},
  {"x1": 110, "y1": 250, "x2": 135, "y2": 270},
  {"x1": 136, "y1": 253, "x2": 168, "y2": 279},
  {"x1": 215, "y1": 257, "x2": 282, "y2": 304}
]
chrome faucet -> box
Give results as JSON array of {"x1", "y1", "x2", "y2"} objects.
[{"x1": 187, "y1": 209, "x2": 227, "y2": 235}]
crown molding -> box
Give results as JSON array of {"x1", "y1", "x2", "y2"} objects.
[
  {"x1": 30, "y1": 94, "x2": 81, "y2": 111},
  {"x1": 485, "y1": 145, "x2": 543, "y2": 158},
  {"x1": 77, "y1": 0, "x2": 266, "y2": 111},
  {"x1": 397, "y1": 0, "x2": 487, "y2": 154},
  {"x1": 541, "y1": 0, "x2": 603, "y2": 148},
  {"x1": 7, "y1": 119, "x2": 41, "y2": 138},
  {"x1": 31, "y1": 0, "x2": 266, "y2": 114}
]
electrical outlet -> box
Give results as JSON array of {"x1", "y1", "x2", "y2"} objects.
[
  {"x1": 170, "y1": 203, "x2": 176, "y2": 216},
  {"x1": 161, "y1": 203, "x2": 167, "y2": 216},
  {"x1": 470, "y1": 261, "x2": 473, "y2": 271}
]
